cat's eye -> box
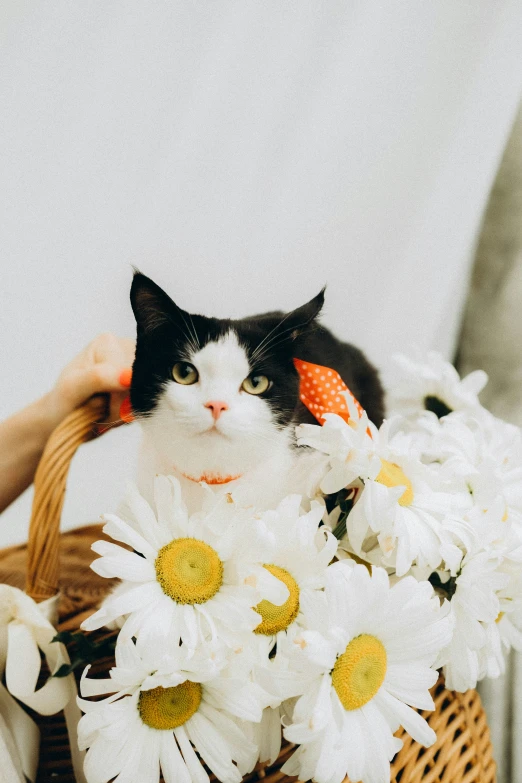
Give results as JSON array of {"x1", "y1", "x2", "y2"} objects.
[
  {"x1": 172, "y1": 362, "x2": 199, "y2": 385},
  {"x1": 241, "y1": 374, "x2": 271, "y2": 395}
]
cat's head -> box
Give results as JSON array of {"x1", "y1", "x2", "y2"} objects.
[{"x1": 129, "y1": 272, "x2": 324, "y2": 480}]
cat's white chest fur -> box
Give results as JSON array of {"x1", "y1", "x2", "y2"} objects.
[{"x1": 137, "y1": 426, "x2": 324, "y2": 513}]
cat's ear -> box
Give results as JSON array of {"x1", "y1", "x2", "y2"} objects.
[
  {"x1": 284, "y1": 287, "x2": 325, "y2": 340},
  {"x1": 130, "y1": 271, "x2": 185, "y2": 334}
]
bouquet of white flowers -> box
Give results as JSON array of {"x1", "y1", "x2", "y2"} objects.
[{"x1": 76, "y1": 354, "x2": 521, "y2": 783}]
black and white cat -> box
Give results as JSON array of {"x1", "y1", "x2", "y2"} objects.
[{"x1": 129, "y1": 272, "x2": 384, "y2": 512}]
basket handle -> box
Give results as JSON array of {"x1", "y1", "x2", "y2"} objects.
[{"x1": 25, "y1": 395, "x2": 108, "y2": 602}]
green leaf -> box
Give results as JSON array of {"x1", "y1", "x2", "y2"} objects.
[
  {"x1": 333, "y1": 517, "x2": 347, "y2": 541},
  {"x1": 51, "y1": 631, "x2": 117, "y2": 678},
  {"x1": 53, "y1": 663, "x2": 75, "y2": 678},
  {"x1": 331, "y1": 488, "x2": 355, "y2": 540}
]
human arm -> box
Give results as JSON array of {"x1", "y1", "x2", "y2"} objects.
[{"x1": 0, "y1": 333, "x2": 135, "y2": 513}]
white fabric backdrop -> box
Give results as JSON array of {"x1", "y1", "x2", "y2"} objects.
[
  {"x1": 1, "y1": 1, "x2": 522, "y2": 549},
  {"x1": 459, "y1": 107, "x2": 522, "y2": 783}
]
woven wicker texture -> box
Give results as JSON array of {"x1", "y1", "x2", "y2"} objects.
[{"x1": 0, "y1": 400, "x2": 497, "y2": 782}]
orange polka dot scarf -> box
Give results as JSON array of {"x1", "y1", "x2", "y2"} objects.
[{"x1": 294, "y1": 358, "x2": 365, "y2": 425}]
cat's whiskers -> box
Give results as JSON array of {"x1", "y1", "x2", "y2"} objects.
[
  {"x1": 232, "y1": 423, "x2": 288, "y2": 445},
  {"x1": 168, "y1": 308, "x2": 200, "y2": 358},
  {"x1": 187, "y1": 312, "x2": 200, "y2": 350},
  {"x1": 251, "y1": 321, "x2": 320, "y2": 366},
  {"x1": 180, "y1": 321, "x2": 200, "y2": 358},
  {"x1": 249, "y1": 311, "x2": 294, "y2": 363},
  {"x1": 180, "y1": 310, "x2": 200, "y2": 356},
  {"x1": 96, "y1": 413, "x2": 143, "y2": 434}
]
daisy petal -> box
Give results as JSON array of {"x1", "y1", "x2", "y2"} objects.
[
  {"x1": 375, "y1": 690, "x2": 436, "y2": 747},
  {"x1": 101, "y1": 514, "x2": 157, "y2": 560},
  {"x1": 159, "y1": 732, "x2": 191, "y2": 783},
  {"x1": 174, "y1": 725, "x2": 210, "y2": 783},
  {"x1": 81, "y1": 582, "x2": 160, "y2": 631},
  {"x1": 90, "y1": 543, "x2": 156, "y2": 582},
  {"x1": 186, "y1": 713, "x2": 242, "y2": 783}
]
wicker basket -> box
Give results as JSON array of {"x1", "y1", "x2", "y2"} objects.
[{"x1": 0, "y1": 399, "x2": 497, "y2": 783}]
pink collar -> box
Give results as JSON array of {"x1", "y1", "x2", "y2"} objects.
[{"x1": 180, "y1": 471, "x2": 242, "y2": 485}]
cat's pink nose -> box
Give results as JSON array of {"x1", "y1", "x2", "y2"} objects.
[{"x1": 205, "y1": 400, "x2": 229, "y2": 420}]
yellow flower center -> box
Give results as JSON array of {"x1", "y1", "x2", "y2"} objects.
[
  {"x1": 496, "y1": 612, "x2": 505, "y2": 624},
  {"x1": 155, "y1": 538, "x2": 223, "y2": 604},
  {"x1": 254, "y1": 564, "x2": 300, "y2": 635},
  {"x1": 375, "y1": 459, "x2": 414, "y2": 506},
  {"x1": 332, "y1": 634, "x2": 387, "y2": 711},
  {"x1": 138, "y1": 681, "x2": 202, "y2": 730}
]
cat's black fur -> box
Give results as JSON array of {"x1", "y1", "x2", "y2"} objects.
[{"x1": 130, "y1": 272, "x2": 385, "y2": 428}]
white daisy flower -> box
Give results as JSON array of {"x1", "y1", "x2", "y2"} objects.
[
  {"x1": 346, "y1": 421, "x2": 453, "y2": 576},
  {"x1": 219, "y1": 497, "x2": 337, "y2": 767},
  {"x1": 461, "y1": 500, "x2": 522, "y2": 562},
  {"x1": 296, "y1": 392, "x2": 380, "y2": 495},
  {"x1": 496, "y1": 557, "x2": 522, "y2": 653},
  {"x1": 389, "y1": 351, "x2": 488, "y2": 419},
  {"x1": 250, "y1": 495, "x2": 338, "y2": 649},
  {"x1": 472, "y1": 558, "x2": 522, "y2": 680},
  {"x1": 243, "y1": 691, "x2": 298, "y2": 767},
  {"x1": 440, "y1": 552, "x2": 509, "y2": 691},
  {"x1": 231, "y1": 638, "x2": 304, "y2": 767},
  {"x1": 78, "y1": 637, "x2": 265, "y2": 783},
  {"x1": 297, "y1": 406, "x2": 455, "y2": 576},
  {"x1": 281, "y1": 561, "x2": 452, "y2": 783},
  {"x1": 431, "y1": 410, "x2": 522, "y2": 524},
  {"x1": 496, "y1": 605, "x2": 522, "y2": 659},
  {"x1": 417, "y1": 410, "x2": 522, "y2": 563},
  {"x1": 81, "y1": 476, "x2": 289, "y2": 654}
]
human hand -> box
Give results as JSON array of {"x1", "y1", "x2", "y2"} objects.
[
  {"x1": 0, "y1": 334, "x2": 136, "y2": 513},
  {"x1": 48, "y1": 333, "x2": 135, "y2": 430}
]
